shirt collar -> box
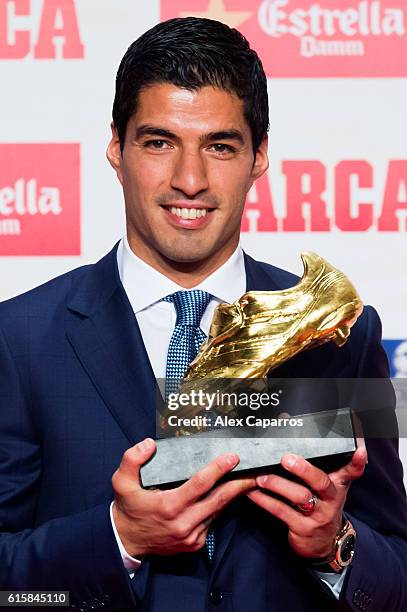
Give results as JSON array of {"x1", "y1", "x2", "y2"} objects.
[{"x1": 117, "y1": 236, "x2": 246, "y2": 314}]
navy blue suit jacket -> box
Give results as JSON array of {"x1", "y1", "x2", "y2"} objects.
[{"x1": 1, "y1": 244, "x2": 407, "y2": 611}]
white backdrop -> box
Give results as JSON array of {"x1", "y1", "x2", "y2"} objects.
[{"x1": 0, "y1": 0, "x2": 406, "y2": 482}]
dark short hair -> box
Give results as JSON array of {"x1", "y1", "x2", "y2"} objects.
[{"x1": 112, "y1": 17, "x2": 269, "y2": 154}]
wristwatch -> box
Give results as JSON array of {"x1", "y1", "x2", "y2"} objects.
[{"x1": 311, "y1": 518, "x2": 356, "y2": 574}]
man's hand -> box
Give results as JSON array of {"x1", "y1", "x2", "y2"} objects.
[
  {"x1": 112, "y1": 438, "x2": 256, "y2": 558},
  {"x1": 247, "y1": 448, "x2": 367, "y2": 560}
]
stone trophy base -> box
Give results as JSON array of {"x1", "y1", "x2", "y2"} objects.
[{"x1": 140, "y1": 407, "x2": 358, "y2": 488}]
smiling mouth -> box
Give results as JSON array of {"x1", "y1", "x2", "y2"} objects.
[{"x1": 161, "y1": 205, "x2": 214, "y2": 220}]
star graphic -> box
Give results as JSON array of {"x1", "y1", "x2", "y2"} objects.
[{"x1": 181, "y1": 0, "x2": 253, "y2": 29}]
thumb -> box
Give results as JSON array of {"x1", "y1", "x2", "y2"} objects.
[
  {"x1": 118, "y1": 438, "x2": 156, "y2": 487},
  {"x1": 330, "y1": 447, "x2": 368, "y2": 488}
]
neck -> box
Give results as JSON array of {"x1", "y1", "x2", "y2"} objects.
[{"x1": 126, "y1": 238, "x2": 239, "y2": 288}]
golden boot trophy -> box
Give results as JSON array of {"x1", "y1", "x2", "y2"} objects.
[
  {"x1": 141, "y1": 253, "x2": 363, "y2": 488},
  {"x1": 185, "y1": 252, "x2": 362, "y2": 382}
]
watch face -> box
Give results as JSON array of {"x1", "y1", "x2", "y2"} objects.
[{"x1": 341, "y1": 534, "x2": 356, "y2": 563}]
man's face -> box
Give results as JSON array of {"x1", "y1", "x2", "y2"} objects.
[{"x1": 107, "y1": 83, "x2": 268, "y2": 275}]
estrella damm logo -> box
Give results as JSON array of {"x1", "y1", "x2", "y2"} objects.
[
  {"x1": 160, "y1": 0, "x2": 407, "y2": 77},
  {"x1": 0, "y1": 144, "x2": 80, "y2": 255}
]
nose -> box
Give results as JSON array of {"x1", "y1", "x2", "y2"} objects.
[{"x1": 170, "y1": 149, "x2": 209, "y2": 197}]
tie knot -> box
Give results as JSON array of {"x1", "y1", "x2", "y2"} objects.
[{"x1": 163, "y1": 290, "x2": 212, "y2": 327}]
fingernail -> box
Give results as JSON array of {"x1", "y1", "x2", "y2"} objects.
[
  {"x1": 282, "y1": 454, "x2": 296, "y2": 468},
  {"x1": 257, "y1": 475, "x2": 268, "y2": 486},
  {"x1": 139, "y1": 438, "x2": 154, "y2": 452},
  {"x1": 225, "y1": 453, "x2": 239, "y2": 467}
]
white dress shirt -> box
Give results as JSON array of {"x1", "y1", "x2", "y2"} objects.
[
  {"x1": 117, "y1": 236, "x2": 246, "y2": 379},
  {"x1": 111, "y1": 236, "x2": 346, "y2": 597}
]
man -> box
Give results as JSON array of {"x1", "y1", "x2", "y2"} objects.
[{"x1": 0, "y1": 17, "x2": 406, "y2": 612}]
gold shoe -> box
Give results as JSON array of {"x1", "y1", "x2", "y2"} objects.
[{"x1": 184, "y1": 252, "x2": 363, "y2": 382}]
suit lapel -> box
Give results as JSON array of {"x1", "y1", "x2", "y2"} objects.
[
  {"x1": 66, "y1": 244, "x2": 158, "y2": 444},
  {"x1": 244, "y1": 252, "x2": 282, "y2": 292}
]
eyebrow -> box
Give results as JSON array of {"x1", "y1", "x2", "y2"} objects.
[
  {"x1": 201, "y1": 130, "x2": 244, "y2": 145},
  {"x1": 135, "y1": 125, "x2": 178, "y2": 140},
  {"x1": 135, "y1": 125, "x2": 245, "y2": 146}
]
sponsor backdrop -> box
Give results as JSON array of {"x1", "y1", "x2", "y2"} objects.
[{"x1": 0, "y1": 1, "x2": 406, "y2": 479}]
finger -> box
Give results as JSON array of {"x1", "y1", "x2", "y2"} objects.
[
  {"x1": 190, "y1": 476, "x2": 256, "y2": 525},
  {"x1": 247, "y1": 490, "x2": 310, "y2": 535},
  {"x1": 352, "y1": 412, "x2": 367, "y2": 459},
  {"x1": 180, "y1": 524, "x2": 208, "y2": 554},
  {"x1": 115, "y1": 438, "x2": 156, "y2": 490},
  {"x1": 255, "y1": 473, "x2": 315, "y2": 507},
  {"x1": 280, "y1": 454, "x2": 337, "y2": 501},
  {"x1": 174, "y1": 453, "x2": 240, "y2": 509},
  {"x1": 330, "y1": 447, "x2": 368, "y2": 488}
]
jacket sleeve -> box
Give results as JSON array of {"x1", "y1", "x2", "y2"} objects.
[
  {"x1": 340, "y1": 306, "x2": 407, "y2": 611},
  {"x1": 0, "y1": 327, "x2": 147, "y2": 610}
]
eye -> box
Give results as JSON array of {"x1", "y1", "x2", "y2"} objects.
[
  {"x1": 144, "y1": 140, "x2": 171, "y2": 150},
  {"x1": 209, "y1": 143, "x2": 235, "y2": 155}
]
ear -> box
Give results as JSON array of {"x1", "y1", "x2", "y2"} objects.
[
  {"x1": 249, "y1": 136, "x2": 269, "y2": 186},
  {"x1": 106, "y1": 123, "x2": 124, "y2": 185}
]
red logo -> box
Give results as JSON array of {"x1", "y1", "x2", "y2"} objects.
[
  {"x1": 0, "y1": 144, "x2": 80, "y2": 255},
  {"x1": 161, "y1": 0, "x2": 407, "y2": 77},
  {"x1": 242, "y1": 160, "x2": 407, "y2": 232},
  {"x1": 0, "y1": 0, "x2": 84, "y2": 59}
]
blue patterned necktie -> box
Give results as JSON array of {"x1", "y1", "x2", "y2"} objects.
[{"x1": 162, "y1": 290, "x2": 216, "y2": 561}]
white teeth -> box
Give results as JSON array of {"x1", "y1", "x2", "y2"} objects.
[{"x1": 168, "y1": 207, "x2": 209, "y2": 219}]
